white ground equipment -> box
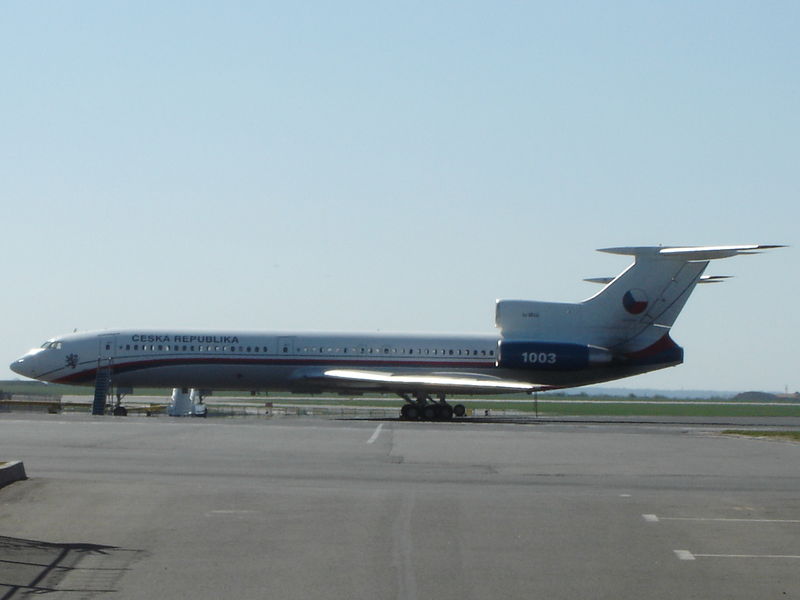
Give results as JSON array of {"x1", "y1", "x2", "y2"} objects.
[{"x1": 168, "y1": 388, "x2": 207, "y2": 417}]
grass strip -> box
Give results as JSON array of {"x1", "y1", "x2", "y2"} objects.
[
  {"x1": 722, "y1": 430, "x2": 800, "y2": 442},
  {"x1": 517, "y1": 403, "x2": 800, "y2": 417}
]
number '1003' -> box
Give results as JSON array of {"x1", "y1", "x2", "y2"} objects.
[{"x1": 521, "y1": 352, "x2": 557, "y2": 365}]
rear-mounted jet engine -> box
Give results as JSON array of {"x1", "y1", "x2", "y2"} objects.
[{"x1": 496, "y1": 341, "x2": 613, "y2": 370}]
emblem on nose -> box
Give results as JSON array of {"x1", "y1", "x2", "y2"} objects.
[{"x1": 65, "y1": 354, "x2": 79, "y2": 369}]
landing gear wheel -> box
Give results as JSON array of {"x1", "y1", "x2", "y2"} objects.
[
  {"x1": 402, "y1": 404, "x2": 420, "y2": 420},
  {"x1": 453, "y1": 404, "x2": 466, "y2": 417},
  {"x1": 439, "y1": 404, "x2": 454, "y2": 421},
  {"x1": 112, "y1": 406, "x2": 128, "y2": 416},
  {"x1": 422, "y1": 404, "x2": 439, "y2": 421}
]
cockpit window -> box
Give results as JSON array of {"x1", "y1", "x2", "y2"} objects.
[{"x1": 41, "y1": 341, "x2": 62, "y2": 350}]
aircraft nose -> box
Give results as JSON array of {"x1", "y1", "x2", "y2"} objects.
[
  {"x1": 10, "y1": 357, "x2": 28, "y2": 376},
  {"x1": 10, "y1": 351, "x2": 40, "y2": 379}
]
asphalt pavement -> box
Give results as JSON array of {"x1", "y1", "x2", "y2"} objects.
[{"x1": 1, "y1": 413, "x2": 798, "y2": 599}]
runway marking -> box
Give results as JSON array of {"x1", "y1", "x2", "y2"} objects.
[
  {"x1": 207, "y1": 510, "x2": 260, "y2": 516},
  {"x1": 367, "y1": 423, "x2": 383, "y2": 444},
  {"x1": 645, "y1": 514, "x2": 800, "y2": 523},
  {"x1": 694, "y1": 554, "x2": 800, "y2": 559},
  {"x1": 675, "y1": 550, "x2": 800, "y2": 560}
]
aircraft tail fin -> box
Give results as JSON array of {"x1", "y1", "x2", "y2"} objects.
[{"x1": 496, "y1": 245, "x2": 782, "y2": 353}]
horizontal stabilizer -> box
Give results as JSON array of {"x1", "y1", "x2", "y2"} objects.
[
  {"x1": 599, "y1": 244, "x2": 785, "y2": 261},
  {"x1": 588, "y1": 274, "x2": 734, "y2": 286},
  {"x1": 698, "y1": 275, "x2": 733, "y2": 284}
]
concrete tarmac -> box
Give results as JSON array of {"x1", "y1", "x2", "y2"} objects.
[{"x1": 1, "y1": 414, "x2": 799, "y2": 599}]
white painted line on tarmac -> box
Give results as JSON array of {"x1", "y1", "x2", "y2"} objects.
[
  {"x1": 666, "y1": 517, "x2": 800, "y2": 523},
  {"x1": 643, "y1": 514, "x2": 659, "y2": 522},
  {"x1": 676, "y1": 551, "x2": 800, "y2": 560},
  {"x1": 367, "y1": 423, "x2": 383, "y2": 444},
  {"x1": 206, "y1": 510, "x2": 260, "y2": 516},
  {"x1": 694, "y1": 553, "x2": 800, "y2": 559},
  {"x1": 646, "y1": 514, "x2": 800, "y2": 523}
]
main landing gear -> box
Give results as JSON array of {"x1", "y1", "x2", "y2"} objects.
[{"x1": 399, "y1": 393, "x2": 466, "y2": 421}]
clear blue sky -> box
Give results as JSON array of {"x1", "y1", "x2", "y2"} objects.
[{"x1": 2, "y1": 2, "x2": 797, "y2": 392}]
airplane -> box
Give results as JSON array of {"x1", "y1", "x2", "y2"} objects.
[{"x1": 10, "y1": 244, "x2": 782, "y2": 419}]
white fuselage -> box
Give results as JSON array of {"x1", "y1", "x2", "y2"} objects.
[
  {"x1": 11, "y1": 329, "x2": 513, "y2": 392},
  {"x1": 10, "y1": 326, "x2": 670, "y2": 396}
]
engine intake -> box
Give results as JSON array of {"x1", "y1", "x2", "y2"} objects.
[{"x1": 497, "y1": 341, "x2": 612, "y2": 371}]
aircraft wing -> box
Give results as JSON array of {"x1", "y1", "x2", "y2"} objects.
[{"x1": 292, "y1": 367, "x2": 544, "y2": 395}]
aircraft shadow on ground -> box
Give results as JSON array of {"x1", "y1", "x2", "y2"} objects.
[{"x1": 0, "y1": 535, "x2": 144, "y2": 599}]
